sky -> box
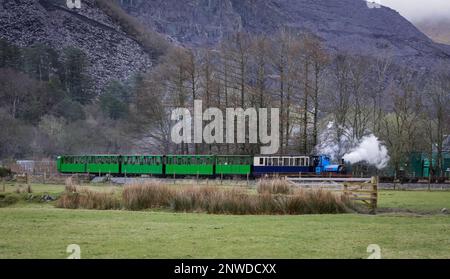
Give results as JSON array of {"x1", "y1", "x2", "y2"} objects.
[{"x1": 370, "y1": 0, "x2": 450, "y2": 21}]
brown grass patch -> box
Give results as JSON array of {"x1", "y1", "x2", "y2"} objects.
[
  {"x1": 56, "y1": 178, "x2": 121, "y2": 210},
  {"x1": 56, "y1": 180, "x2": 353, "y2": 214},
  {"x1": 257, "y1": 179, "x2": 292, "y2": 195}
]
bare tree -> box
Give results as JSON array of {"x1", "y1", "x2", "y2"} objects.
[
  {"x1": 425, "y1": 66, "x2": 450, "y2": 176},
  {"x1": 380, "y1": 71, "x2": 423, "y2": 177}
]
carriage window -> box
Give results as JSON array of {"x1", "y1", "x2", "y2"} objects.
[
  {"x1": 284, "y1": 158, "x2": 289, "y2": 166},
  {"x1": 259, "y1": 158, "x2": 264, "y2": 165},
  {"x1": 300, "y1": 158, "x2": 305, "y2": 166},
  {"x1": 306, "y1": 158, "x2": 310, "y2": 166},
  {"x1": 273, "y1": 158, "x2": 279, "y2": 166}
]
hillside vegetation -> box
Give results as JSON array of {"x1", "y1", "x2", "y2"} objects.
[{"x1": 97, "y1": 0, "x2": 170, "y2": 60}]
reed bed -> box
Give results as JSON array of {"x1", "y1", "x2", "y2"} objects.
[
  {"x1": 122, "y1": 182, "x2": 353, "y2": 214},
  {"x1": 57, "y1": 180, "x2": 353, "y2": 214},
  {"x1": 256, "y1": 179, "x2": 292, "y2": 195},
  {"x1": 56, "y1": 178, "x2": 121, "y2": 210}
]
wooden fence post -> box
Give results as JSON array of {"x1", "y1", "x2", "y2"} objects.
[{"x1": 370, "y1": 176, "x2": 378, "y2": 214}]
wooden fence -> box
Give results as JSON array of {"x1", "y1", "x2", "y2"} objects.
[{"x1": 287, "y1": 176, "x2": 379, "y2": 214}]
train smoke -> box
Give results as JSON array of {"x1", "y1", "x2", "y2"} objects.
[{"x1": 343, "y1": 135, "x2": 389, "y2": 169}]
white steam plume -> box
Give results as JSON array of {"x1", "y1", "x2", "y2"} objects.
[{"x1": 343, "y1": 135, "x2": 390, "y2": 169}]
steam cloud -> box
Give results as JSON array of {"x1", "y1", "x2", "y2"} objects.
[{"x1": 343, "y1": 135, "x2": 390, "y2": 169}]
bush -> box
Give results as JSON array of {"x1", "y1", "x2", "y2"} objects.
[
  {"x1": 0, "y1": 167, "x2": 12, "y2": 178},
  {"x1": 0, "y1": 193, "x2": 19, "y2": 207}
]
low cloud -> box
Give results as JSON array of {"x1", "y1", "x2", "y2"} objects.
[{"x1": 371, "y1": 0, "x2": 450, "y2": 21}]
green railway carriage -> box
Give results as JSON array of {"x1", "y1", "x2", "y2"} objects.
[
  {"x1": 215, "y1": 155, "x2": 252, "y2": 176},
  {"x1": 57, "y1": 156, "x2": 86, "y2": 173},
  {"x1": 86, "y1": 155, "x2": 120, "y2": 174},
  {"x1": 165, "y1": 155, "x2": 215, "y2": 176},
  {"x1": 121, "y1": 155, "x2": 164, "y2": 175}
]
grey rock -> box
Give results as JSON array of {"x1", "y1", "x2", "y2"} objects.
[
  {"x1": 0, "y1": 0, "x2": 153, "y2": 93},
  {"x1": 121, "y1": 0, "x2": 450, "y2": 69}
]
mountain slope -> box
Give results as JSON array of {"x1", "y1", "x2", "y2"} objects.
[
  {"x1": 120, "y1": 0, "x2": 450, "y2": 69},
  {"x1": 0, "y1": 0, "x2": 154, "y2": 92},
  {"x1": 415, "y1": 19, "x2": 450, "y2": 45}
]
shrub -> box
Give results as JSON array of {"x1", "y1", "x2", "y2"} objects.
[
  {"x1": 0, "y1": 193, "x2": 19, "y2": 207},
  {"x1": 0, "y1": 167, "x2": 12, "y2": 178}
]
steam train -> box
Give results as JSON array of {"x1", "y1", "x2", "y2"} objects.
[{"x1": 56, "y1": 154, "x2": 345, "y2": 177}]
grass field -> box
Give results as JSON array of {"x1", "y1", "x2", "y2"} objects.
[{"x1": 0, "y1": 183, "x2": 449, "y2": 259}]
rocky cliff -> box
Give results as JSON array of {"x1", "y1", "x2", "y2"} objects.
[
  {"x1": 0, "y1": 0, "x2": 153, "y2": 92},
  {"x1": 1, "y1": 0, "x2": 449, "y2": 92},
  {"x1": 120, "y1": 0, "x2": 450, "y2": 69}
]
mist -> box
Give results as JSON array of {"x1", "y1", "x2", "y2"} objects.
[{"x1": 370, "y1": 0, "x2": 450, "y2": 21}]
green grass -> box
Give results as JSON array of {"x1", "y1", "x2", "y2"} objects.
[
  {"x1": 379, "y1": 190, "x2": 450, "y2": 212},
  {"x1": 0, "y1": 183, "x2": 449, "y2": 259}
]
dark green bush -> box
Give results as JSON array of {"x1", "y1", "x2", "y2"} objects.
[
  {"x1": 0, "y1": 167, "x2": 12, "y2": 178},
  {"x1": 0, "y1": 193, "x2": 19, "y2": 207}
]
